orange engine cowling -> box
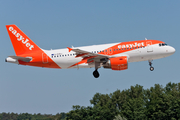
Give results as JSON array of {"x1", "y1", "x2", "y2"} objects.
[{"x1": 108, "y1": 56, "x2": 128, "y2": 70}]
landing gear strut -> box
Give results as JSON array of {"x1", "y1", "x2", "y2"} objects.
[
  {"x1": 93, "y1": 62, "x2": 100, "y2": 78},
  {"x1": 93, "y1": 69, "x2": 100, "y2": 78},
  {"x1": 148, "y1": 60, "x2": 154, "y2": 71}
]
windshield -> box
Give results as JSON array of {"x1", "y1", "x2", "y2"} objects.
[{"x1": 159, "y1": 43, "x2": 168, "y2": 46}]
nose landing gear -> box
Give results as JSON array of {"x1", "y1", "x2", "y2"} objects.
[
  {"x1": 149, "y1": 60, "x2": 154, "y2": 71},
  {"x1": 150, "y1": 66, "x2": 154, "y2": 71}
]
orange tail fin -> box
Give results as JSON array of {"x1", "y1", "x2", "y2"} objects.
[{"x1": 6, "y1": 25, "x2": 41, "y2": 56}]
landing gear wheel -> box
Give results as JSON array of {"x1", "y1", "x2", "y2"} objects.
[
  {"x1": 148, "y1": 60, "x2": 154, "y2": 71},
  {"x1": 93, "y1": 69, "x2": 100, "y2": 78},
  {"x1": 150, "y1": 67, "x2": 154, "y2": 71}
]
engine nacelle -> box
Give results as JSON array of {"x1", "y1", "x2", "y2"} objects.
[{"x1": 103, "y1": 56, "x2": 128, "y2": 70}]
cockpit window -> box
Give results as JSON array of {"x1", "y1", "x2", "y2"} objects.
[{"x1": 159, "y1": 43, "x2": 168, "y2": 47}]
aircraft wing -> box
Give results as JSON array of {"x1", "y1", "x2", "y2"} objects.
[
  {"x1": 67, "y1": 47, "x2": 109, "y2": 60},
  {"x1": 8, "y1": 56, "x2": 32, "y2": 62}
]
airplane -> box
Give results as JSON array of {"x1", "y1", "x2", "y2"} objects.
[{"x1": 5, "y1": 24, "x2": 175, "y2": 78}]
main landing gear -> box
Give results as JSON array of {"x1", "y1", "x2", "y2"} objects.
[
  {"x1": 93, "y1": 69, "x2": 100, "y2": 78},
  {"x1": 149, "y1": 60, "x2": 154, "y2": 71},
  {"x1": 93, "y1": 62, "x2": 101, "y2": 78}
]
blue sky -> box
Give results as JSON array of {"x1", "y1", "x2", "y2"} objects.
[{"x1": 0, "y1": 1, "x2": 179, "y2": 114}]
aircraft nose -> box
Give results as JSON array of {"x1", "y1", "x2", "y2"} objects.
[{"x1": 167, "y1": 46, "x2": 175, "y2": 54}]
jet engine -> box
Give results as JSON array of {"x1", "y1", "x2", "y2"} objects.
[{"x1": 103, "y1": 56, "x2": 128, "y2": 70}]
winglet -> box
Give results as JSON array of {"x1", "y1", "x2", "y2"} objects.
[{"x1": 67, "y1": 47, "x2": 73, "y2": 52}]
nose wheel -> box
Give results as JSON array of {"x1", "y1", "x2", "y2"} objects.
[
  {"x1": 93, "y1": 69, "x2": 100, "y2": 78},
  {"x1": 150, "y1": 66, "x2": 154, "y2": 71},
  {"x1": 149, "y1": 60, "x2": 154, "y2": 71}
]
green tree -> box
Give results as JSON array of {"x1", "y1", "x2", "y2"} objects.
[
  {"x1": 164, "y1": 82, "x2": 180, "y2": 119},
  {"x1": 67, "y1": 105, "x2": 92, "y2": 120},
  {"x1": 90, "y1": 93, "x2": 119, "y2": 119},
  {"x1": 145, "y1": 84, "x2": 173, "y2": 119},
  {"x1": 67, "y1": 93, "x2": 119, "y2": 120},
  {"x1": 111, "y1": 85, "x2": 146, "y2": 119},
  {"x1": 113, "y1": 114, "x2": 127, "y2": 120},
  {"x1": 17, "y1": 113, "x2": 32, "y2": 120}
]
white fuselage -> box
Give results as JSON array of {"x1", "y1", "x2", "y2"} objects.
[{"x1": 44, "y1": 42, "x2": 175, "y2": 69}]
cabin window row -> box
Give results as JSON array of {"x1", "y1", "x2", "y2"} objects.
[
  {"x1": 52, "y1": 54, "x2": 76, "y2": 58},
  {"x1": 92, "y1": 46, "x2": 145, "y2": 53},
  {"x1": 52, "y1": 46, "x2": 146, "y2": 58}
]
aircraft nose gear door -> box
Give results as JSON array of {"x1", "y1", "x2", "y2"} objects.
[
  {"x1": 146, "y1": 41, "x2": 153, "y2": 52},
  {"x1": 42, "y1": 53, "x2": 48, "y2": 63}
]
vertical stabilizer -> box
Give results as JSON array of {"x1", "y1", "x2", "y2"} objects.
[{"x1": 6, "y1": 25, "x2": 41, "y2": 55}]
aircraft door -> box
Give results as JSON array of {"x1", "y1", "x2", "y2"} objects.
[
  {"x1": 146, "y1": 41, "x2": 153, "y2": 52},
  {"x1": 42, "y1": 53, "x2": 48, "y2": 63}
]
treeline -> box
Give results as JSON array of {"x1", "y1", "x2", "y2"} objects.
[
  {"x1": 1, "y1": 82, "x2": 180, "y2": 120},
  {"x1": 0, "y1": 112, "x2": 66, "y2": 120},
  {"x1": 67, "y1": 82, "x2": 180, "y2": 120}
]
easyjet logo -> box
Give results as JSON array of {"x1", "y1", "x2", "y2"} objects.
[
  {"x1": 9, "y1": 27, "x2": 34, "y2": 50},
  {"x1": 118, "y1": 42, "x2": 144, "y2": 49}
]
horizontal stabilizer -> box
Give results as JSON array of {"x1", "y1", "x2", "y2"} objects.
[{"x1": 7, "y1": 56, "x2": 32, "y2": 62}]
